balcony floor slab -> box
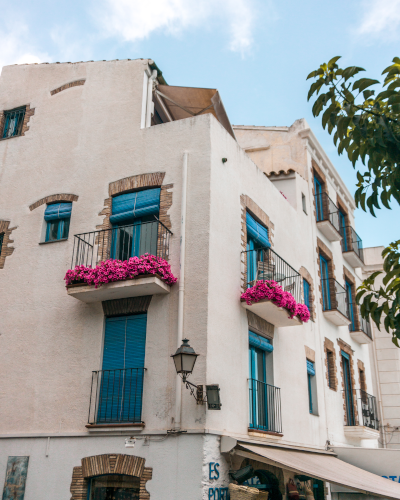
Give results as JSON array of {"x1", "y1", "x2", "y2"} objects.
[
  {"x1": 323, "y1": 309, "x2": 351, "y2": 326},
  {"x1": 67, "y1": 276, "x2": 171, "y2": 303},
  {"x1": 343, "y1": 250, "x2": 364, "y2": 268},
  {"x1": 344, "y1": 426, "x2": 380, "y2": 440},
  {"x1": 317, "y1": 220, "x2": 342, "y2": 242},
  {"x1": 241, "y1": 299, "x2": 302, "y2": 327},
  {"x1": 350, "y1": 330, "x2": 373, "y2": 344}
]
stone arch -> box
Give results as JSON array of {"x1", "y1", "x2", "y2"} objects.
[
  {"x1": 29, "y1": 193, "x2": 79, "y2": 211},
  {"x1": 0, "y1": 220, "x2": 16, "y2": 269},
  {"x1": 70, "y1": 454, "x2": 152, "y2": 500}
]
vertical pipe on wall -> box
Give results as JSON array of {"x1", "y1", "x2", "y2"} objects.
[{"x1": 175, "y1": 152, "x2": 189, "y2": 430}]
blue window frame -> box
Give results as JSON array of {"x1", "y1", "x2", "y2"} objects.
[
  {"x1": 303, "y1": 279, "x2": 310, "y2": 311},
  {"x1": 314, "y1": 176, "x2": 324, "y2": 221},
  {"x1": 44, "y1": 202, "x2": 72, "y2": 242},
  {"x1": 319, "y1": 255, "x2": 331, "y2": 310},
  {"x1": 110, "y1": 189, "x2": 160, "y2": 261},
  {"x1": 98, "y1": 314, "x2": 147, "y2": 423},
  {"x1": 339, "y1": 210, "x2": 347, "y2": 251},
  {"x1": 307, "y1": 360, "x2": 315, "y2": 414},
  {"x1": 346, "y1": 280, "x2": 355, "y2": 331},
  {"x1": 342, "y1": 350, "x2": 355, "y2": 425},
  {"x1": 0, "y1": 233, "x2": 3, "y2": 255},
  {"x1": 2, "y1": 107, "x2": 25, "y2": 138},
  {"x1": 249, "y1": 331, "x2": 273, "y2": 430}
]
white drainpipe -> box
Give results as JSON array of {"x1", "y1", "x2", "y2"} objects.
[{"x1": 175, "y1": 152, "x2": 189, "y2": 430}]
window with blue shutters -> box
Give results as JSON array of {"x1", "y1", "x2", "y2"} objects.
[
  {"x1": 303, "y1": 279, "x2": 310, "y2": 311},
  {"x1": 97, "y1": 314, "x2": 147, "y2": 423},
  {"x1": 345, "y1": 280, "x2": 355, "y2": 331},
  {"x1": 307, "y1": 360, "x2": 318, "y2": 415},
  {"x1": 44, "y1": 202, "x2": 72, "y2": 242},
  {"x1": 246, "y1": 212, "x2": 270, "y2": 285},
  {"x1": 342, "y1": 350, "x2": 355, "y2": 426},
  {"x1": 0, "y1": 233, "x2": 3, "y2": 256},
  {"x1": 110, "y1": 188, "x2": 161, "y2": 261},
  {"x1": 314, "y1": 176, "x2": 324, "y2": 221}
]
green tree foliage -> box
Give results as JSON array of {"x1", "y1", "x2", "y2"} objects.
[{"x1": 307, "y1": 57, "x2": 400, "y2": 344}]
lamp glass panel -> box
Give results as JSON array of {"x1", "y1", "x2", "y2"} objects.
[
  {"x1": 182, "y1": 353, "x2": 196, "y2": 372},
  {"x1": 173, "y1": 354, "x2": 183, "y2": 373}
]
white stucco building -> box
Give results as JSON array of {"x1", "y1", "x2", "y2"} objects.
[{"x1": 1, "y1": 59, "x2": 399, "y2": 500}]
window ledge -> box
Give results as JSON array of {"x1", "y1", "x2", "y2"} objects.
[
  {"x1": 85, "y1": 423, "x2": 145, "y2": 432},
  {"x1": 39, "y1": 238, "x2": 68, "y2": 245},
  {"x1": 0, "y1": 135, "x2": 21, "y2": 142},
  {"x1": 248, "y1": 428, "x2": 283, "y2": 439}
]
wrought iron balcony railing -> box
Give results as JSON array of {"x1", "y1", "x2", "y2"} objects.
[
  {"x1": 244, "y1": 247, "x2": 302, "y2": 303},
  {"x1": 88, "y1": 368, "x2": 145, "y2": 425},
  {"x1": 344, "y1": 389, "x2": 379, "y2": 430},
  {"x1": 249, "y1": 379, "x2": 282, "y2": 434},
  {"x1": 358, "y1": 311, "x2": 372, "y2": 339},
  {"x1": 340, "y1": 226, "x2": 364, "y2": 263},
  {"x1": 321, "y1": 278, "x2": 350, "y2": 319},
  {"x1": 315, "y1": 192, "x2": 341, "y2": 233},
  {"x1": 347, "y1": 306, "x2": 372, "y2": 339},
  {"x1": 71, "y1": 219, "x2": 172, "y2": 268}
]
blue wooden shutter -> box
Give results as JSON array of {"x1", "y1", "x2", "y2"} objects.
[
  {"x1": 98, "y1": 315, "x2": 147, "y2": 423},
  {"x1": 307, "y1": 360, "x2": 315, "y2": 376},
  {"x1": 110, "y1": 188, "x2": 161, "y2": 224},
  {"x1": 44, "y1": 202, "x2": 72, "y2": 221},
  {"x1": 303, "y1": 279, "x2": 310, "y2": 310},
  {"x1": 249, "y1": 330, "x2": 273, "y2": 352},
  {"x1": 246, "y1": 212, "x2": 270, "y2": 248}
]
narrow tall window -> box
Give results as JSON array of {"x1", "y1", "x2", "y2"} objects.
[
  {"x1": 246, "y1": 212, "x2": 270, "y2": 287},
  {"x1": 303, "y1": 279, "x2": 311, "y2": 311},
  {"x1": 342, "y1": 350, "x2": 355, "y2": 426},
  {"x1": 326, "y1": 350, "x2": 335, "y2": 390},
  {"x1": 0, "y1": 233, "x2": 4, "y2": 255},
  {"x1": 339, "y1": 209, "x2": 347, "y2": 251},
  {"x1": 307, "y1": 360, "x2": 317, "y2": 415},
  {"x1": 314, "y1": 176, "x2": 324, "y2": 221},
  {"x1": 302, "y1": 193, "x2": 307, "y2": 214},
  {"x1": 44, "y1": 202, "x2": 72, "y2": 242},
  {"x1": 319, "y1": 254, "x2": 331, "y2": 310},
  {"x1": 345, "y1": 280, "x2": 355, "y2": 331},
  {"x1": 2, "y1": 107, "x2": 25, "y2": 138}
]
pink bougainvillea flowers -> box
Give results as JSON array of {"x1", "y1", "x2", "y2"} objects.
[
  {"x1": 241, "y1": 280, "x2": 310, "y2": 322},
  {"x1": 65, "y1": 254, "x2": 177, "y2": 289}
]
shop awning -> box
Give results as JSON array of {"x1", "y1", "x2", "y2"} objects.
[
  {"x1": 154, "y1": 85, "x2": 236, "y2": 140},
  {"x1": 235, "y1": 442, "x2": 400, "y2": 499}
]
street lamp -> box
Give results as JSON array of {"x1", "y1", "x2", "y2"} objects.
[
  {"x1": 171, "y1": 339, "x2": 199, "y2": 382},
  {"x1": 171, "y1": 339, "x2": 221, "y2": 409}
]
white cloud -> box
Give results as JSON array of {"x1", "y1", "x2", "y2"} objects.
[
  {"x1": 95, "y1": 0, "x2": 256, "y2": 54},
  {"x1": 0, "y1": 26, "x2": 49, "y2": 72},
  {"x1": 357, "y1": 0, "x2": 400, "y2": 38}
]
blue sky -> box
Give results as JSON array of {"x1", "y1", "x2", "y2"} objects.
[{"x1": 2, "y1": 0, "x2": 400, "y2": 248}]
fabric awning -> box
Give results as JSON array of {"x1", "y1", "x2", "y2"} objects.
[
  {"x1": 237, "y1": 443, "x2": 400, "y2": 499},
  {"x1": 154, "y1": 85, "x2": 236, "y2": 140}
]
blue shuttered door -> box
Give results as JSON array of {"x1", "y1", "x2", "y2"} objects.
[
  {"x1": 342, "y1": 351, "x2": 355, "y2": 425},
  {"x1": 320, "y1": 255, "x2": 331, "y2": 310},
  {"x1": 346, "y1": 281, "x2": 355, "y2": 330},
  {"x1": 314, "y1": 177, "x2": 323, "y2": 220},
  {"x1": 98, "y1": 315, "x2": 147, "y2": 423},
  {"x1": 110, "y1": 189, "x2": 160, "y2": 260}
]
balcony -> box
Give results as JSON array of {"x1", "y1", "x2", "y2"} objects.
[
  {"x1": 344, "y1": 389, "x2": 380, "y2": 440},
  {"x1": 340, "y1": 226, "x2": 364, "y2": 268},
  {"x1": 249, "y1": 379, "x2": 282, "y2": 435},
  {"x1": 87, "y1": 368, "x2": 145, "y2": 428},
  {"x1": 315, "y1": 193, "x2": 342, "y2": 241},
  {"x1": 241, "y1": 248, "x2": 303, "y2": 327},
  {"x1": 321, "y1": 278, "x2": 351, "y2": 326},
  {"x1": 67, "y1": 220, "x2": 173, "y2": 303},
  {"x1": 349, "y1": 308, "x2": 373, "y2": 344}
]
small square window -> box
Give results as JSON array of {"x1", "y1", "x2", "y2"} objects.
[
  {"x1": 302, "y1": 193, "x2": 307, "y2": 214},
  {"x1": 2, "y1": 107, "x2": 26, "y2": 139},
  {"x1": 44, "y1": 202, "x2": 72, "y2": 242}
]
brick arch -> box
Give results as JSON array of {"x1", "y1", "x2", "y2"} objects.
[
  {"x1": 97, "y1": 172, "x2": 173, "y2": 233},
  {"x1": 0, "y1": 220, "x2": 16, "y2": 269},
  {"x1": 29, "y1": 193, "x2": 79, "y2": 211},
  {"x1": 299, "y1": 266, "x2": 316, "y2": 321},
  {"x1": 70, "y1": 454, "x2": 152, "y2": 500}
]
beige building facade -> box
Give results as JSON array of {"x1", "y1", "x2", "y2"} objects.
[{"x1": 0, "y1": 59, "x2": 399, "y2": 500}]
